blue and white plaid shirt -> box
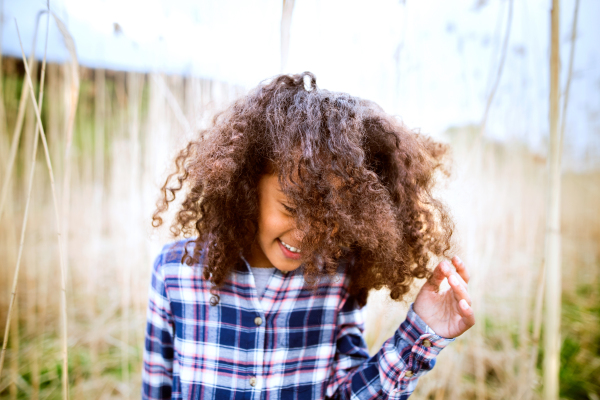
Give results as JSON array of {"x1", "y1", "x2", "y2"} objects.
[{"x1": 142, "y1": 240, "x2": 453, "y2": 399}]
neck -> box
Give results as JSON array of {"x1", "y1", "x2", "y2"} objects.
[{"x1": 245, "y1": 242, "x2": 274, "y2": 268}]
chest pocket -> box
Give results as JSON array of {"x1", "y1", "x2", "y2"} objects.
[{"x1": 286, "y1": 301, "x2": 336, "y2": 349}]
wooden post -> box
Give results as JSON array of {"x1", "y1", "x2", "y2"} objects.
[{"x1": 543, "y1": 1, "x2": 561, "y2": 399}]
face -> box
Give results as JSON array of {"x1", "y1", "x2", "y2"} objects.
[{"x1": 246, "y1": 173, "x2": 304, "y2": 271}]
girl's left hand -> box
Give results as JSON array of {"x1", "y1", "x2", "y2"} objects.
[{"x1": 413, "y1": 256, "x2": 475, "y2": 339}]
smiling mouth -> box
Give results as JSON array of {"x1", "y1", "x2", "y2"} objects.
[{"x1": 279, "y1": 238, "x2": 301, "y2": 253}]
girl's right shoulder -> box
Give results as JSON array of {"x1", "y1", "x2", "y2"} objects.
[{"x1": 153, "y1": 239, "x2": 206, "y2": 273}]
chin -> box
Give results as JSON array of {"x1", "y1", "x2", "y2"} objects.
[
  {"x1": 272, "y1": 257, "x2": 301, "y2": 271},
  {"x1": 270, "y1": 253, "x2": 303, "y2": 272}
]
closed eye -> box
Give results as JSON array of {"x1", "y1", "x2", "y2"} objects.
[{"x1": 282, "y1": 203, "x2": 296, "y2": 214}]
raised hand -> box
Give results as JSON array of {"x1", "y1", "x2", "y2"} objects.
[{"x1": 413, "y1": 256, "x2": 475, "y2": 339}]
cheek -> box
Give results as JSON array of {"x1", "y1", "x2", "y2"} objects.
[
  {"x1": 258, "y1": 213, "x2": 292, "y2": 242},
  {"x1": 264, "y1": 215, "x2": 286, "y2": 239}
]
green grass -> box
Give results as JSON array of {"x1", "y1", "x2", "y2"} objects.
[{"x1": 559, "y1": 281, "x2": 600, "y2": 400}]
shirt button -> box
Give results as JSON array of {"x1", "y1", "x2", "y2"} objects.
[
  {"x1": 405, "y1": 370, "x2": 414, "y2": 378},
  {"x1": 422, "y1": 339, "x2": 432, "y2": 348},
  {"x1": 249, "y1": 376, "x2": 257, "y2": 387},
  {"x1": 254, "y1": 317, "x2": 263, "y2": 326}
]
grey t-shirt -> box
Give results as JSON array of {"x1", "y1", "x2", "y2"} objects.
[{"x1": 250, "y1": 266, "x2": 276, "y2": 299}]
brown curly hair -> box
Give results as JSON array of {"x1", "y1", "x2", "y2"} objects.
[{"x1": 153, "y1": 72, "x2": 454, "y2": 307}]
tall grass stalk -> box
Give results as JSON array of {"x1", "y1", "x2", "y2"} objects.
[
  {"x1": 24, "y1": 11, "x2": 49, "y2": 400},
  {"x1": 31, "y1": 9, "x2": 50, "y2": 399},
  {"x1": 524, "y1": 263, "x2": 546, "y2": 400},
  {"x1": 559, "y1": 0, "x2": 580, "y2": 162},
  {"x1": 88, "y1": 68, "x2": 106, "y2": 383},
  {"x1": 0, "y1": 0, "x2": 7, "y2": 173},
  {"x1": 0, "y1": 9, "x2": 49, "y2": 381},
  {"x1": 460, "y1": 0, "x2": 513, "y2": 179},
  {"x1": 8, "y1": 298, "x2": 17, "y2": 400},
  {"x1": 51, "y1": 12, "x2": 80, "y2": 290},
  {"x1": 543, "y1": 1, "x2": 562, "y2": 399},
  {"x1": 15, "y1": 20, "x2": 70, "y2": 400},
  {"x1": 0, "y1": 11, "x2": 45, "y2": 222},
  {"x1": 478, "y1": 0, "x2": 513, "y2": 140}
]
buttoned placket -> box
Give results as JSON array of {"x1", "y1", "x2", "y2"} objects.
[
  {"x1": 242, "y1": 263, "x2": 292, "y2": 398},
  {"x1": 241, "y1": 268, "x2": 264, "y2": 397}
]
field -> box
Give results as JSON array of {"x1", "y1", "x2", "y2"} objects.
[{"x1": 0, "y1": 61, "x2": 598, "y2": 400}]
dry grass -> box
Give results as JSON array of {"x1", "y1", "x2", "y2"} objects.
[{"x1": 0, "y1": 61, "x2": 598, "y2": 400}]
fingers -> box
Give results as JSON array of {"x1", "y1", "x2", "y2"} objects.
[
  {"x1": 449, "y1": 258, "x2": 475, "y2": 335},
  {"x1": 428, "y1": 261, "x2": 451, "y2": 288},
  {"x1": 448, "y1": 274, "x2": 472, "y2": 306},
  {"x1": 451, "y1": 256, "x2": 470, "y2": 284},
  {"x1": 457, "y1": 299, "x2": 476, "y2": 332}
]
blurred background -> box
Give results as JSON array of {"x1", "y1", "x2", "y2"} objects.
[{"x1": 0, "y1": 0, "x2": 598, "y2": 399}]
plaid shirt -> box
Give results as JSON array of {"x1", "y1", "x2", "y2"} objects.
[{"x1": 142, "y1": 240, "x2": 453, "y2": 400}]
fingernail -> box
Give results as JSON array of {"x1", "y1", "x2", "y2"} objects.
[
  {"x1": 454, "y1": 256, "x2": 462, "y2": 264},
  {"x1": 449, "y1": 275, "x2": 457, "y2": 285}
]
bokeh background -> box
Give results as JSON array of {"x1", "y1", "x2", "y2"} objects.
[{"x1": 0, "y1": 0, "x2": 598, "y2": 399}]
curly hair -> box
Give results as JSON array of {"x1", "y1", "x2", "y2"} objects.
[{"x1": 153, "y1": 72, "x2": 454, "y2": 307}]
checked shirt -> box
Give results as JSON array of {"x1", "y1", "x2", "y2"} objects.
[{"x1": 142, "y1": 240, "x2": 454, "y2": 399}]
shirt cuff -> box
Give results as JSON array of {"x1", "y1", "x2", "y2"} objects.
[
  {"x1": 379, "y1": 303, "x2": 456, "y2": 396},
  {"x1": 399, "y1": 303, "x2": 455, "y2": 358}
]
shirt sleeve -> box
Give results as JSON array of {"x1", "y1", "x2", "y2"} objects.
[
  {"x1": 325, "y1": 297, "x2": 454, "y2": 400},
  {"x1": 142, "y1": 250, "x2": 175, "y2": 400}
]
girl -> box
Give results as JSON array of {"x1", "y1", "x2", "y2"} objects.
[{"x1": 143, "y1": 72, "x2": 474, "y2": 400}]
